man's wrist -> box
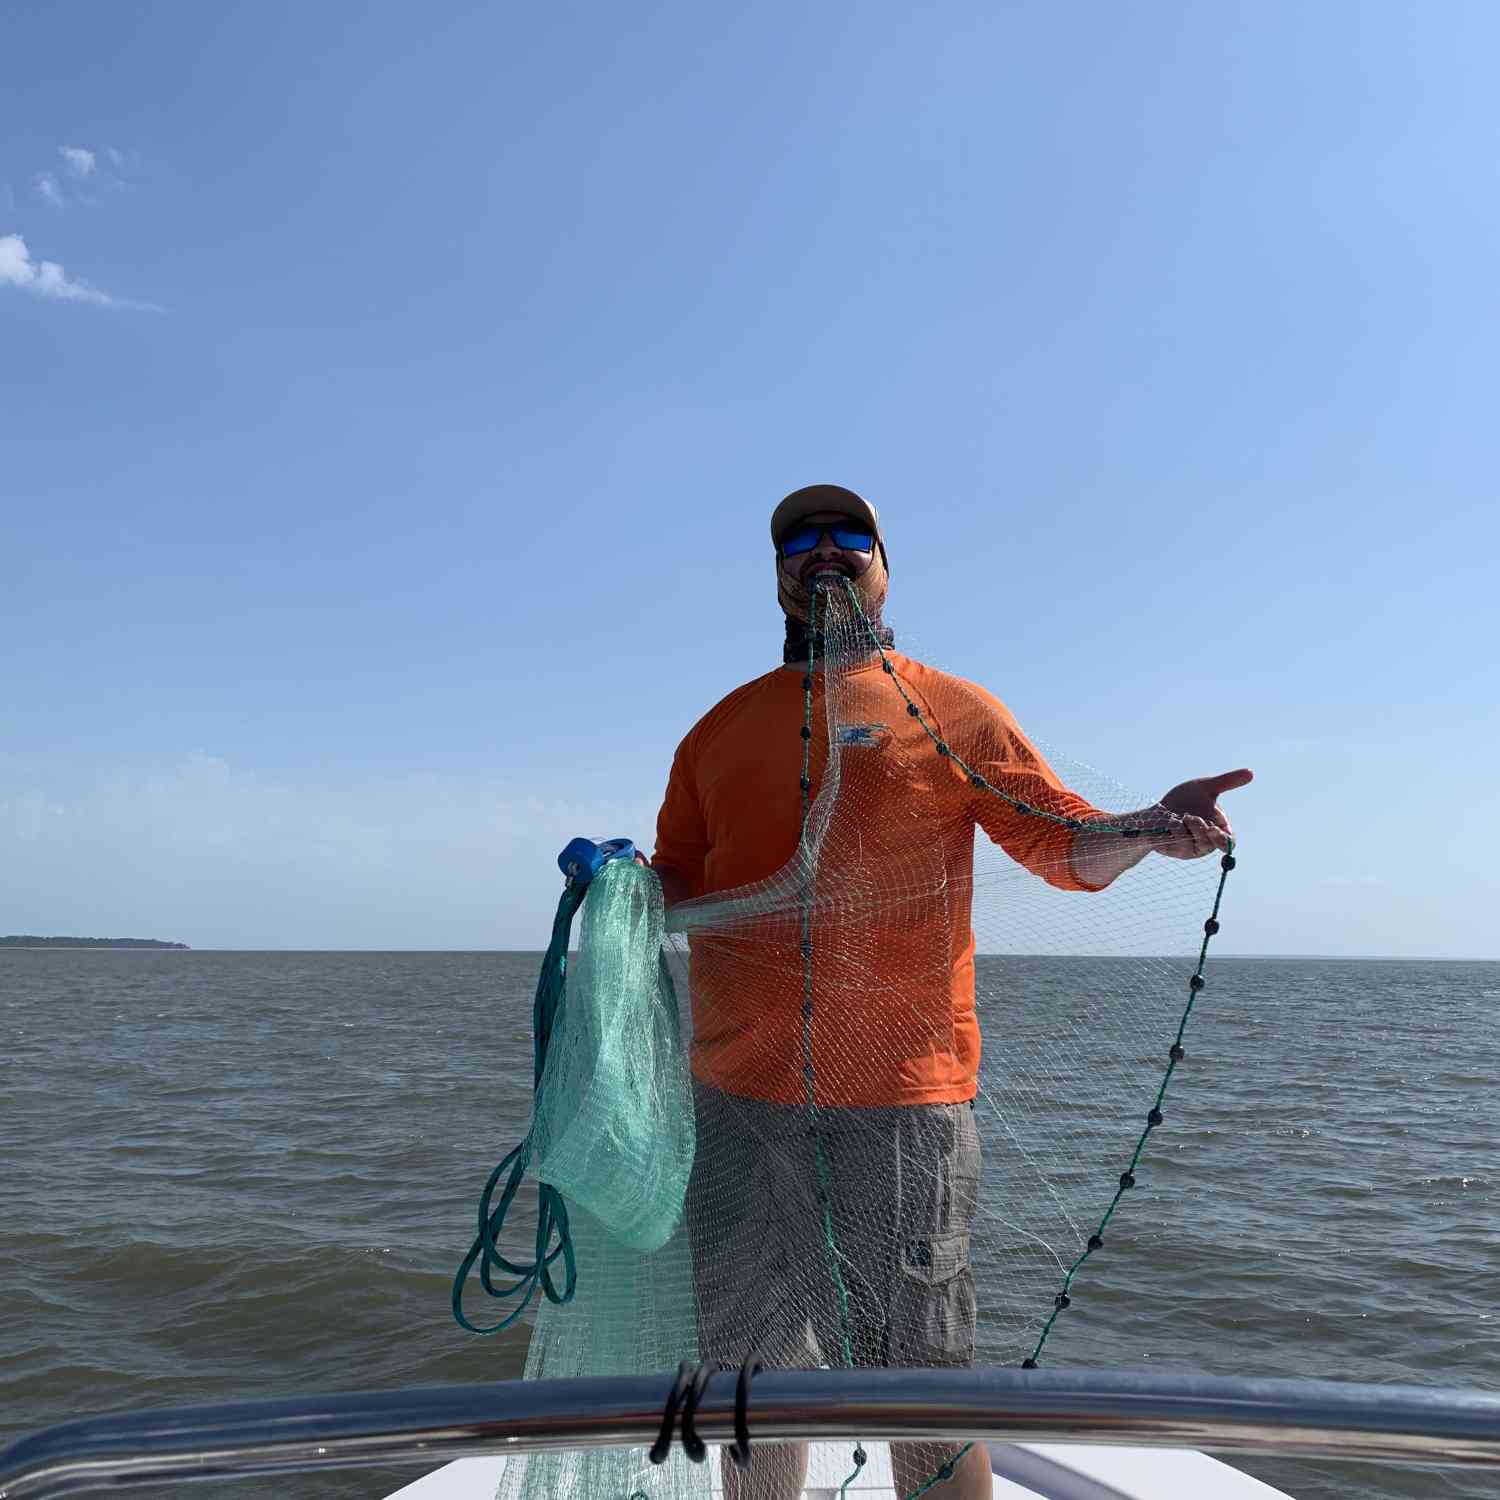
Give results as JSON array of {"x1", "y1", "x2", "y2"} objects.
[{"x1": 1069, "y1": 818, "x2": 1154, "y2": 888}]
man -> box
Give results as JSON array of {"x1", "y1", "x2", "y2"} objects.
[{"x1": 649, "y1": 485, "x2": 1251, "y2": 1500}]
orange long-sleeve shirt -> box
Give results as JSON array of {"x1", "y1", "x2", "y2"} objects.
[{"x1": 653, "y1": 653, "x2": 1106, "y2": 1107}]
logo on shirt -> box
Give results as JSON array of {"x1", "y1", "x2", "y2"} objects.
[{"x1": 835, "y1": 722, "x2": 891, "y2": 748}]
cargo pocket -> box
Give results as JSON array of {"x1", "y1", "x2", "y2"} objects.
[
  {"x1": 896, "y1": 1102, "x2": 981, "y2": 1237},
  {"x1": 891, "y1": 1230, "x2": 976, "y2": 1367},
  {"x1": 950, "y1": 1104, "x2": 981, "y2": 1235},
  {"x1": 889, "y1": 1103, "x2": 982, "y2": 1366}
]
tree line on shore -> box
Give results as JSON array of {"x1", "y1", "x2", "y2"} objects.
[{"x1": 0, "y1": 935, "x2": 190, "y2": 949}]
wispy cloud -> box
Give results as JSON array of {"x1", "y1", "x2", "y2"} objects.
[
  {"x1": 0, "y1": 231, "x2": 119, "y2": 306},
  {"x1": 28, "y1": 145, "x2": 132, "y2": 207},
  {"x1": 59, "y1": 145, "x2": 96, "y2": 178}
]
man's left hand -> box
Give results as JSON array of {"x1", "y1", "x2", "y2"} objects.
[{"x1": 1152, "y1": 768, "x2": 1253, "y2": 859}]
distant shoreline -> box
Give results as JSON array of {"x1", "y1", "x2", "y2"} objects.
[{"x1": 0, "y1": 936, "x2": 190, "y2": 950}]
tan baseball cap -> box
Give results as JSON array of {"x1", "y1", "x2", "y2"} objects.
[{"x1": 770, "y1": 484, "x2": 886, "y2": 564}]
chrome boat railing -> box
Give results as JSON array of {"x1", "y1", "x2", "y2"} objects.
[{"x1": 4, "y1": 1366, "x2": 1499, "y2": 1499}]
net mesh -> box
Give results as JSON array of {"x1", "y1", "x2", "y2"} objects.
[
  {"x1": 486, "y1": 579, "x2": 1232, "y2": 1500},
  {"x1": 530, "y1": 860, "x2": 694, "y2": 1256}
]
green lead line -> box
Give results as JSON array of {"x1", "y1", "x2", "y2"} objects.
[
  {"x1": 837, "y1": 1443, "x2": 868, "y2": 1500},
  {"x1": 799, "y1": 589, "x2": 858, "y2": 1374},
  {"x1": 814, "y1": 579, "x2": 1241, "y2": 1443},
  {"x1": 902, "y1": 1443, "x2": 974, "y2": 1500},
  {"x1": 802, "y1": 581, "x2": 1239, "y2": 1455},
  {"x1": 1024, "y1": 836, "x2": 1238, "y2": 1369},
  {"x1": 839, "y1": 579, "x2": 1174, "y2": 840},
  {"x1": 1152, "y1": 1064, "x2": 1178, "y2": 1111}
]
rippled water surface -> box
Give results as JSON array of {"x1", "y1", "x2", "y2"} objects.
[{"x1": 3, "y1": 952, "x2": 1496, "y2": 1500}]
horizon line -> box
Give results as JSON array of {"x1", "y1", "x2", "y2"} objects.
[{"x1": 10, "y1": 947, "x2": 1495, "y2": 963}]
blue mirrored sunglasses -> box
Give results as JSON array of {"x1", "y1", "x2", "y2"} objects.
[{"x1": 779, "y1": 521, "x2": 875, "y2": 558}]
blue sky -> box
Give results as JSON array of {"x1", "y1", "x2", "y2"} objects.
[{"x1": 3, "y1": 3, "x2": 1496, "y2": 954}]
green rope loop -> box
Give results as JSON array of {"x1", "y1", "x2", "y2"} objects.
[{"x1": 451, "y1": 883, "x2": 584, "y2": 1333}]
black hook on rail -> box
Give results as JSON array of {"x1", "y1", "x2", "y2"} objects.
[{"x1": 648, "y1": 1356, "x2": 762, "y2": 1468}]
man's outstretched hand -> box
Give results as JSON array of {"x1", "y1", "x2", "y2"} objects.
[{"x1": 1153, "y1": 768, "x2": 1254, "y2": 859}]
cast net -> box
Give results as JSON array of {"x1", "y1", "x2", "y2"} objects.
[{"x1": 464, "y1": 577, "x2": 1235, "y2": 1500}]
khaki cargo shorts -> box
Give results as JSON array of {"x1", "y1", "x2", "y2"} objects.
[{"x1": 686, "y1": 1082, "x2": 980, "y2": 1370}]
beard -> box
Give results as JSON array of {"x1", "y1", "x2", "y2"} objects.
[{"x1": 776, "y1": 548, "x2": 888, "y2": 625}]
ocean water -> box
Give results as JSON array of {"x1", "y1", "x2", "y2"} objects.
[{"x1": 2, "y1": 951, "x2": 1496, "y2": 1500}]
